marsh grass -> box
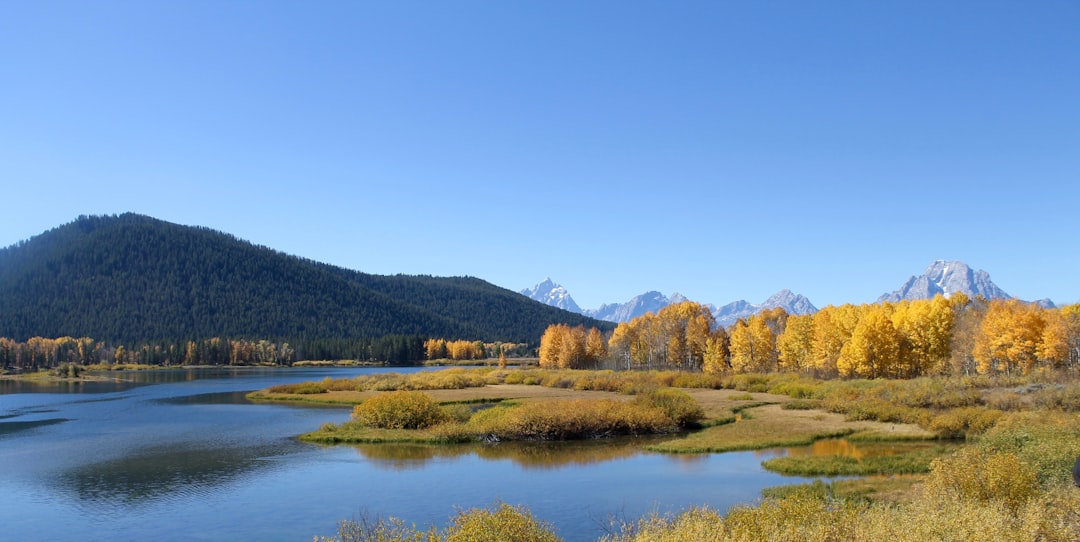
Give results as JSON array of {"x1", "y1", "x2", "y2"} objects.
[
  {"x1": 316, "y1": 502, "x2": 559, "y2": 542},
  {"x1": 645, "y1": 404, "x2": 860, "y2": 453},
  {"x1": 761, "y1": 445, "x2": 953, "y2": 476}
]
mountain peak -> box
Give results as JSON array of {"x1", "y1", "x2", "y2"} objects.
[
  {"x1": 879, "y1": 260, "x2": 1011, "y2": 303},
  {"x1": 713, "y1": 290, "x2": 819, "y2": 328},
  {"x1": 520, "y1": 278, "x2": 583, "y2": 314}
]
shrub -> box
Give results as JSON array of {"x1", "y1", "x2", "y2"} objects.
[
  {"x1": 462, "y1": 399, "x2": 675, "y2": 440},
  {"x1": 50, "y1": 363, "x2": 82, "y2": 378},
  {"x1": 976, "y1": 411, "x2": 1080, "y2": 486},
  {"x1": 729, "y1": 373, "x2": 771, "y2": 392},
  {"x1": 669, "y1": 372, "x2": 724, "y2": 389},
  {"x1": 443, "y1": 502, "x2": 559, "y2": 542},
  {"x1": 440, "y1": 404, "x2": 475, "y2": 423},
  {"x1": 925, "y1": 447, "x2": 1039, "y2": 512},
  {"x1": 928, "y1": 407, "x2": 1003, "y2": 439},
  {"x1": 769, "y1": 381, "x2": 821, "y2": 399},
  {"x1": 267, "y1": 381, "x2": 327, "y2": 394},
  {"x1": 633, "y1": 389, "x2": 704, "y2": 427},
  {"x1": 1030, "y1": 384, "x2": 1080, "y2": 411},
  {"x1": 351, "y1": 391, "x2": 448, "y2": 430},
  {"x1": 782, "y1": 399, "x2": 823, "y2": 410}
]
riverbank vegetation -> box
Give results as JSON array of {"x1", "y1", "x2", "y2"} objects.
[{"x1": 297, "y1": 365, "x2": 1080, "y2": 541}]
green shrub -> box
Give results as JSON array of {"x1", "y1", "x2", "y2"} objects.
[
  {"x1": 50, "y1": 363, "x2": 82, "y2": 378},
  {"x1": 781, "y1": 399, "x2": 823, "y2": 410},
  {"x1": 351, "y1": 391, "x2": 448, "y2": 430},
  {"x1": 440, "y1": 404, "x2": 475, "y2": 423},
  {"x1": 769, "y1": 381, "x2": 821, "y2": 399}
]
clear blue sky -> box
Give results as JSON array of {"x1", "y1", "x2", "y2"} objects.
[{"x1": 2, "y1": 1, "x2": 1077, "y2": 310}]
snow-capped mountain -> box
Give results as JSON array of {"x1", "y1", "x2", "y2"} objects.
[
  {"x1": 521, "y1": 279, "x2": 817, "y2": 326},
  {"x1": 583, "y1": 291, "x2": 674, "y2": 323},
  {"x1": 519, "y1": 278, "x2": 582, "y2": 313},
  {"x1": 878, "y1": 260, "x2": 1011, "y2": 303},
  {"x1": 712, "y1": 289, "x2": 819, "y2": 328}
]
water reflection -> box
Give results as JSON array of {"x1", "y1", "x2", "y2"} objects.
[
  {"x1": 54, "y1": 443, "x2": 292, "y2": 508},
  {"x1": 156, "y1": 391, "x2": 254, "y2": 405},
  {"x1": 0, "y1": 418, "x2": 70, "y2": 437},
  {"x1": 763, "y1": 438, "x2": 943, "y2": 459},
  {"x1": 348, "y1": 436, "x2": 678, "y2": 471}
]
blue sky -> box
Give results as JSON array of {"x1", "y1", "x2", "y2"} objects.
[{"x1": 2, "y1": 1, "x2": 1077, "y2": 310}]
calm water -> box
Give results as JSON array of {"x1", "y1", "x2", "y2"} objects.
[{"x1": 0, "y1": 368, "x2": 815, "y2": 541}]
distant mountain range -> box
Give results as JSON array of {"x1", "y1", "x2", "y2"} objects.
[
  {"x1": 522, "y1": 259, "x2": 1054, "y2": 325},
  {"x1": 0, "y1": 214, "x2": 613, "y2": 344},
  {"x1": 521, "y1": 282, "x2": 819, "y2": 326}
]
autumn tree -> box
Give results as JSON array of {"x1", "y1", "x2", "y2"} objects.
[
  {"x1": 539, "y1": 324, "x2": 605, "y2": 369},
  {"x1": 837, "y1": 305, "x2": 901, "y2": 378},
  {"x1": 702, "y1": 327, "x2": 730, "y2": 374},
  {"x1": 777, "y1": 313, "x2": 814, "y2": 373},
  {"x1": 948, "y1": 295, "x2": 986, "y2": 376},
  {"x1": 729, "y1": 314, "x2": 779, "y2": 373},
  {"x1": 892, "y1": 296, "x2": 955, "y2": 376},
  {"x1": 974, "y1": 299, "x2": 1050, "y2": 375},
  {"x1": 1063, "y1": 304, "x2": 1080, "y2": 371},
  {"x1": 811, "y1": 304, "x2": 860, "y2": 377}
]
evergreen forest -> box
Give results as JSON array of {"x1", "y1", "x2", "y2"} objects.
[{"x1": 0, "y1": 214, "x2": 612, "y2": 365}]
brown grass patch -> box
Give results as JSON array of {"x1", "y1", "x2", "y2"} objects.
[{"x1": 647, "y1": 403, "x2": 933, "y2": 453}]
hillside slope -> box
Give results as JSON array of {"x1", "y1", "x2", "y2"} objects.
[{"x1": 0, "y1": 214, "x2": 611, "y2": 344}]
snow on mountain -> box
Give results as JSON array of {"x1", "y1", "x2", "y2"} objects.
[
  {"x1": 583, "y1": 291, "x2": 672, "y2": 323},
  {"x1": 878, "y1": 260, "x2": 1012, "y2": 303},
  {"x1": 712, "y1": 289, "x2": 819, "y2": 328},
  {"x1": 522, "y1": 277, "x2": 819, "y2": 327},
  {"x1": 519, "y1": 278, "x2": 583, "y2": 313}
]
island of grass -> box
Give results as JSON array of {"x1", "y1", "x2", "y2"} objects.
[{"x1": 250, "y1": 368, "x2": 953, "y2": 484}]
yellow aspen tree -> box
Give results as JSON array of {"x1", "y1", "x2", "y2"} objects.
[
  {"x1": 778, "y1": 313, "x2": 814, "y2": 373},
  {"x1": 538, "y1": 324, "x2": 566, "y2": 369},
  {"x1": 974, "y1": 300, "x2": 1042, "y2": 374},
  {"x1": 608, "y1": 322, "x2": 637, "y2": 370},
  {"x1": 728, "y1": 319, "x2": 755, "y2": 373},
  {"x1": 585, "y1": 327, "x2": 607, "y2": 367},
  {"x1": 703, "y1": 328, "x2": 729, "y2": 374},
  {"x1": 750, "y1": 315, "x2": 778, "y2": 372},
  {"x1": 1063, "y1": 304, "x2": 1080, "y2": 370},
  {"x1": 812, "y1": 305, "x2": 859, "y2": 377},
  {"x1": 1036, "y1": 308, "x2": 1070, "y2": 369},
  {"x1": 685, "y1": 312, "x2": 713, "y2": 371},
  {"x1": 948, "y1": 297, "x2": 985, "y2": 376},
  {"x1": 837, "y1": 307, "x2": 901, "y2": 378},
  {"x1": 558, "y1": 325, "x2": 587, "y2": 369}
]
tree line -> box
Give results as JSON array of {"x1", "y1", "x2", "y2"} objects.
[
  {"x1": 0, "y1": 334, "x2": 442, "y2": 370},
  {"x1": 539, "y1": 295, "x2": 1080, "y2": 378}
]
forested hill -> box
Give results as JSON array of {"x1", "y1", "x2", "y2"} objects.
[{"x1": 0, "y1": 214, "x2": 612, "y2": 344}]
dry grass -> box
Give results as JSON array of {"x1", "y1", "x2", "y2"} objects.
[
  {"x1": 250, "y1": 383, "x2": 635, "y2": 406},
  {"x1": 646, "y1": 403, "x2": 933, "y2": 453}
]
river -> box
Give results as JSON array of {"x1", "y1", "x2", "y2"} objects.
[{"x1": 0, "y1": 367, "x2": 814, "y2": 541}]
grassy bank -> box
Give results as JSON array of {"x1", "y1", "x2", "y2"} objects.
[{"x1": 296, "y1": 368, "x2": 1080, "y2": 541}]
